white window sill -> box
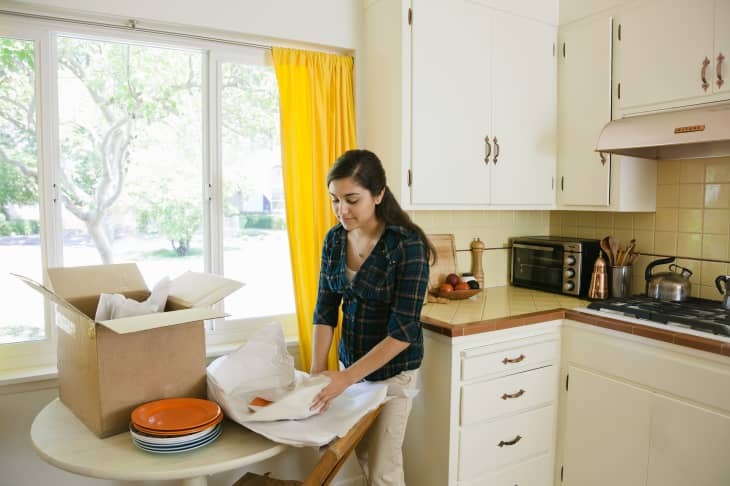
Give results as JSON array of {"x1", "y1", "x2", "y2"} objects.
[{"x1": 0, "y1": 338, "x2": 300, "y2": 393}]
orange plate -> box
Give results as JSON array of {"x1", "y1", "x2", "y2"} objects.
[
  {"x1": 131, "y1": 413, "x2": 223, "y2": 437},
  {"x1": 429, "y1": 288, "x2": 482, "y2": 300},
  {"x1": 131, "y1": 398, "x2": 221, "y2": 431}
]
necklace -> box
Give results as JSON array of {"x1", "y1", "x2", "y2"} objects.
[{"x1": 350, "y1": 225, "x2": 384, "y2": 260}]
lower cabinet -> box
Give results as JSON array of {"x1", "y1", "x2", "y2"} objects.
[
  {"x1": 558, "y1": 321, "x2": 730, "y2": 486},
  {"x1": 403, "y1": 322, "x2": 561, "y2": 486}
]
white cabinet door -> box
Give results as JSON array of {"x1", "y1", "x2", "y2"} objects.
[
  {"x1": 617, "y1": 0, "x2": 715, "y2": 111},
  {"x1": 411, "y1": 0, "x2": 492, "y2": 206},
  {"x1": 557, "y1": 15, "x2": 612, "y2": 207},
  {"x1": 715, "y1": 0, "x2": 730, "y2": 94},
  {"x1": 490, "y1": 12, "x2": 556, "y2": 206},
  {"x1": 561, "y1": 367, "x2": 651, "y2": 486},
  {"x1": 646, "y1": 394, "x2": 730, "y2": 486}
]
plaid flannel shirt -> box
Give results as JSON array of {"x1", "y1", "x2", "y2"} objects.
[{"x1": 312, "y1": 223, "x2": 429, "y2": 381}]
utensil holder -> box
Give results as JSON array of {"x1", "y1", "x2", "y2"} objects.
[{"x1": 610, "y1": 265, "x2": 632, "y2": 298}]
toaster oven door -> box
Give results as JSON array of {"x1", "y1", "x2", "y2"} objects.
[{"x1": 511, "y1": 243, "x2": 565, "y2": 293}]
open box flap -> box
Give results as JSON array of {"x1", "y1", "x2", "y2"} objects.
[
  {"x1": 47, "y1": 263, "x2": 148, "y2": 300},
  {"x1": 168, "y1": 271, "x2": 243, "y2": 307},
  {"x1": 13, "y1": 273, "x2": 88, "y2": 320},
  {"x1": 99, "y1": 307, "x2": 226, "y2": 334}
]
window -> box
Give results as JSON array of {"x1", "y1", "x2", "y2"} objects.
[{"x1": 0, "y1": 18, "x2": 296, "y2": 373}]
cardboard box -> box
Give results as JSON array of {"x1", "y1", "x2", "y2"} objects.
[{"x1": 16, "y1": 263, "x2": 242, "y2": 438}]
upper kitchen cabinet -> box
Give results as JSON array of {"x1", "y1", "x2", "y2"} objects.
[
  {"x1": 556, "y1": 12, "x2": 657, "y2": 212},
  {"x1": 361, "y1": 0, "x2": 558, "y2": 210},
  {"x1": 615, "y1": 0, "x2": 730, "y2": 115},
  {"x1": 557, "y1": 15, "x2": 612, "y2": 207}
]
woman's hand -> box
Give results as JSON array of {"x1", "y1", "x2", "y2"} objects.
[{"x1": 310, "y1": 370, "x2": 353, "y2": 413}]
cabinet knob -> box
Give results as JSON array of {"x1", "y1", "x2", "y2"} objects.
[
  {"x1": 701, "y1": 56, "x2": 710, "y2": 92},
  {"x1": 501, "y1": 389, "x2": 526, "y2": 400},
  {"x1": 502, "y1": 353, "x2": 525, "y2": 365},
  {"x1": 484, "y1": 136, "x2": 491, "y2": 164},
  {"x1": 493, "y1": 137, "x2": 500, "y2": 164},
  {"x1": 497, "y1": 435, "x2": 523, "y2": 447},
  {"x1": 718, "y1": 53, "x2": 725, "y2": 89}
]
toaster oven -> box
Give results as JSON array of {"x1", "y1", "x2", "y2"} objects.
[{"x1": 510, "y1": 236, "x2": 601, "y2": 297}]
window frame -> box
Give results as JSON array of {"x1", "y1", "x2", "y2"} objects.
[{"x1": 0, "y1": 14, "x2": 296, "y2": 373}]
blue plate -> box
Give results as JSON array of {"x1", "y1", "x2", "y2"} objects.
[{"x1": 132, "y1": 426, "x2": 222, "y2": 453}]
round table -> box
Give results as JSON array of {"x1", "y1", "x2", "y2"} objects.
[{"x1": 31, "y1": 399, "x2": 288, "y2": 486}]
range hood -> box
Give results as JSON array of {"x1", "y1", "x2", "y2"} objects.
[{"x1": 595, "y1": 103, "x2": 730, "y2": 160}]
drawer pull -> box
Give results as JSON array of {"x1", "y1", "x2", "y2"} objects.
[
  {"x1": 501, "y1": 389, "x2": 526, "y2": 400},
  {"x1": 502, "y1": 354, "x2": 525, "y2": 365},
  {"x1": 497, "y1": 435, "x2": 522, "y2": 447}
]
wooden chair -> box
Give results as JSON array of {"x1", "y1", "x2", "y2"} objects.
[{"x1": 233, "y1": 404, "x2": 384, "y2": 486}]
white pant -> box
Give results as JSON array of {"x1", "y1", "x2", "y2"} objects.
[{"x1": 355, "y1": 369, "x2": 419, "y2": 486}]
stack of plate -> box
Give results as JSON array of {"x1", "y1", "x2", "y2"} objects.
[{"x1": 129, "y1": 398, "x2": 223, "y2": 453}]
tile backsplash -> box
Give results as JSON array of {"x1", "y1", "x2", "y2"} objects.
[
  {"x1": 550, "y1": 156, "x2": 730, "y2": 300},
  {"x1": 411, "y1": 156, "x2": 730, "y2": 300},
  {"x1": 411, "y1": 210, "x2": 551, "y2": 287}
]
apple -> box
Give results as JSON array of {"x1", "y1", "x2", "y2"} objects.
[
  {"x1": 439, "y1": 283, "x2": 454, "y2": 292},
  {"x1": 446, "y1": 273, "x2": 461, "y2": 287},
  {"x1": 454, "y1": 282, "x2": 470, "y2": 290}
]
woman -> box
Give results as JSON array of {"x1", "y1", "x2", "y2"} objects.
[{"x1": 310, "y1": 149, "x2": 435, "y2": 486}]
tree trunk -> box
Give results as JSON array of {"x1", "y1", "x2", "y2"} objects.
[{"x1": 87, "y1": 219, "x2": 114, "y2": 264}]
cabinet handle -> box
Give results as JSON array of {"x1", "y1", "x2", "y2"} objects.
[
  {"x1": 497, "y1": 435, "x2": 523, "y2": 447},
  {"x1": 718, "y1": 53, "x2": 725, "y2": 89},
  {"x1": 484, "y1": 136, "x2": 491, "y2": 164},
  {"x1": 701, "y1": 56, "x2": 710, "y2": 91},
  {"x1": 493, "y1": 137, "x2": 500, "y2": 164},
  {"x1": 501, "y1": 389, "x2": 526, "y2": 400},
  {"x1": 502, "y1": 353, "x2": 525, "y2": 364},
  {"x1": 599, "y1": 152, "x2": 607, "y2": 165}
]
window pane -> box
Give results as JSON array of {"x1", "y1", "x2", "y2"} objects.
[
  {"x1": 220, "y1": 61, "x2": 295, "y2": 318},
  {"x1": 0, "y1": 37, "x2": 44, "y2": 344},
  {"x1": 57, "y1": 36, "x2": 204, "y2": 283}
]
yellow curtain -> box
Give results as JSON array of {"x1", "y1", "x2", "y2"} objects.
[{"x1": 272, "y1": 47, "x2": 357, "y2": 372}]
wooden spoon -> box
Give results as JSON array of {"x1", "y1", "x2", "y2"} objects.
[
  {"x1": 608, "y1": 236, "x2": 619, "y2": 266},
  {"x1": 600, "y1": 236, "x2": 614, "y2": 266},
  {"x1": 623, "y1": 239, "x2": 636, "y2": 265}
]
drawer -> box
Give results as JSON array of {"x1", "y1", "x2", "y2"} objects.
[
  {"x1": 459, "y1": 454, "x2": 553, "y2": 486},
  {"x1": 461, "y1": 365, "x2": 558, "y2": 425},
  {"x1": 461, "y1": 339, "x2": 559, "y2": 381},
  {"x1": 458, "y1": 405, "x2": 555, "y2": 480}
]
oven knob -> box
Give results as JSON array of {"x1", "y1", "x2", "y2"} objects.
[
  {"x1": 564, "y1": 281, "x2": 575, "y2": 291},
  {"x1": 565, "y1": 269, "x2": 575, "y2": 278},
  {"x1": 565, "y1": 255, "x2": 576, "y2": 265}
]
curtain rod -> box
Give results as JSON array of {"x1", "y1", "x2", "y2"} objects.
[{"x1": 0, "y1": 9, "x2": 272, "y2": 50}]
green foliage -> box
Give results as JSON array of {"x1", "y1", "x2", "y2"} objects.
[
  {"x1": 239, "y1": 213, "x2": 286, "y2": 230},
  {"x1": 143, "y1": 200, "x2": 202, "y2": 256},
  {"x1": 0, "y1": 219, "x2": 40, "y2": 236}
]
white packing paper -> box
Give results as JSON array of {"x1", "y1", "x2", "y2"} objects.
[{"x1": 94, "y1": 276, "x2": 171, "y2": 321}]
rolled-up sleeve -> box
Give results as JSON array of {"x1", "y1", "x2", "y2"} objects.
[
  {"x1": 386, "y1": 238, "x2": 429, "y2": 343},
  {"x1": 312, "y1": 231, "x2": 342, "y2": 327}
]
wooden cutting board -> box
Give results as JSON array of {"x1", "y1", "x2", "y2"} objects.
[{"x1": 427, "y1": 234, "x2": 457, "y2": 289}]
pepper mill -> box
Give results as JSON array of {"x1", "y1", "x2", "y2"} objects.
[
  {"x1": 588, "y1": 251, "x2": 608, "y2": 300},
  {"x1": 470, "y1": 237, "x2": 485, "y2": 288}
]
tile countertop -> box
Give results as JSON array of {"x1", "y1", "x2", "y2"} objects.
[{"x1": 421, "y1": 286, "x2": 730, "y2": 358}]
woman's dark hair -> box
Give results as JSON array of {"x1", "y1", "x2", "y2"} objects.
[{"x1": 327, "y1": 149, "x2": 437, "y2": 264}]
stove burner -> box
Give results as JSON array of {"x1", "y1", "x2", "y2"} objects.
[{"x1": 587, "y1": 296, "x2": 730, "y2": 337}]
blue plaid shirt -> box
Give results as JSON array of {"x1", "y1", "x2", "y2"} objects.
[{"x1": 313, "y1": 223, "x2": 429, "y2": 381}]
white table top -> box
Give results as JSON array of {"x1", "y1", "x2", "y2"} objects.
[{"x1": 31, "y1": 399, "x2": 288, "y2": 484}]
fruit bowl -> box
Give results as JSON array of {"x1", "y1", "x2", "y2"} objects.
[{"x1": 429, "y1": 288, "x2": 482, "y2": 300}]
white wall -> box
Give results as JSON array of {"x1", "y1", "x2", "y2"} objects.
[
  {"x1": 559, "y1": 0, "x2": 637, "y2": 24},
  {"x1": 2, "y1": 0, "x2": 360, "y2": 49}
]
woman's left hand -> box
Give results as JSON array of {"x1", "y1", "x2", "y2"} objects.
[{"x1": 310, "y1": 370, "x2": 353, "y2": 413}]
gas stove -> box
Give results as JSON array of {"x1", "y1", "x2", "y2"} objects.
[{"x1": 587, "y1": 295, "x2": 730, "y2": 337}]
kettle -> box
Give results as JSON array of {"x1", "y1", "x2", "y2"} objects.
[
  {"x1": 645, "y1": 256, "x2": 692, "y2": 302},
  {"x1": 716, "y1": 275, "x2": 730, "y2": 309}
]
